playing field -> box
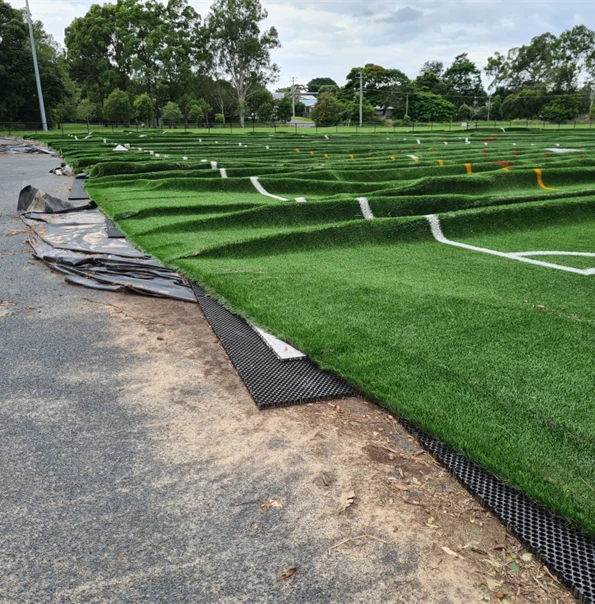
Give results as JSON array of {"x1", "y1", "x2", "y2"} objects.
[{"x1": 38, "y1": 128, "x2": 595, "y2": 536}]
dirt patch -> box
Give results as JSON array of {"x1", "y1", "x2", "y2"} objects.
[{"x1": 76, "y1": 289, "x2": 575, "y2": 603}]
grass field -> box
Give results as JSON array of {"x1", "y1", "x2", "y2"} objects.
[{"x1": 35, "y1": 127, "x2": 595, "y2": 537}]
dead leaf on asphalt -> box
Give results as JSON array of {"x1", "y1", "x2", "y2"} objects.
[
  {"x1": 280, "y1": 567, "x2": 297, "y2": 580},
  {"x1": 260, "y1": 499, "x2": 283, "y2": 512},
  {"x1": 339, "y1": 490, "x2": 355, "y2": 512},
  {"x1": 0, "y1": 300, "x2": 16, "y2": 307}
]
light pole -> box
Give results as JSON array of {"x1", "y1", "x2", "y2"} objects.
[{"x1": 24, "y1": 0, "x2": 48, "y2": 131}]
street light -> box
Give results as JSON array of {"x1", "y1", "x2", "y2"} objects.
[{"x1": 24, "y1": 0, "x2": 48, "y2": 131}]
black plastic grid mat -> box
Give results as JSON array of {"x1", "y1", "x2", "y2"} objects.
[
  {"x1": 398, "y1": 418, "x2": 595, "y2": 603},
  {"x1": 191, "y1": 282, "x2": 357, "y2": 408},
  {"x1": 191, "y1": 280, "x2": 594, "y2": 600},
  {"x1": 68, "y1": 177, "x2": 90, "y2": 200},
  {"x1": 105, "y1": 218, "x2": 124, "y2": 238}
]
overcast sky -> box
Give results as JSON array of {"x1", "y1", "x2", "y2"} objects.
[{"x1": 7, "y1": 0, "x2": 593, "y2": 88}]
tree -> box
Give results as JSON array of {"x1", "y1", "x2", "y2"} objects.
[
  {"x1": 343, "y1": 64, "x2": 409, "y2": 114},
  {"x1": 540, "y1": 95, "x2": 583, "y2": 121},
  {"x1": 276, "y1": 95, "x2": 292, "y2": 122},
  {"x1": 499, "y1": 89, "x2": 545, "y2": 119},
  {"x1": 409, "y1": 92, "x2": 455, "y2": 122},
  {"x1": 214, "y1": 112, "x2": 224, "y2": 125},
  {"x1": 76, "y1": 98, "x2": 99, "y2": 131},
  {"x1": 457, "y1": 103, "x2": 471, "y2": 119},
  {"x1": 188, "y1": 98, "x2": 212, "y2": 126},
  {"x1": 103, "y1": 88, "x2": 132, "y2": 124},
  {"x1": 307, "y1": 77, "x2": 337, "y2": 92},
  {"x1": 247, "y1": 83, "x2": 273, "y2": 115},
  {"x1": 134, "y1": 93, "x2": 154, "y2": 124},
  {"x1": 342, "y1": 99, "x2": 376, "y2": 123},
  {"x1": 444, "y1": 53, "x2": 485, "y2": 104},
  {"x1": 294, "y1": 100, "x2": 306, "y2": 117},
  {"x1": 162, "y1": 100, "x2": 182, "y2": 126},
  {"x1": 0, "y1": 4, "x2": 70, "y2": 123},
  {"x1": 206, "y1": 0, "x2": 280, "y2": 128},
  {"x1": 319, "y1": 84, "x2": 339, "y2": 95},
  {"x1": 310, "y1": 92, "x2": 345, "y2": 126},
  {"x1": 257, "y1": 101, "x2": 274, "y2": 122},
  {"x1": 415, "y1": 71, "x2": 447, "y2": 96},
  {"x1": 419, "y1": 61, "x2": 444, "y2": 77}
]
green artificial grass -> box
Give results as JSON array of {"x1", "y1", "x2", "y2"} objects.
[{"x1": 35, "y1": 129, "x2": 595, "y2": 536}]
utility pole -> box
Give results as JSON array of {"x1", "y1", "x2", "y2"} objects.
[
  {"x1": 359, "y1": 72, "x2": 363, "y2": 126},
  {"x1": 290, "y1": 77, "x2": 297, "y2": 118},
  {"x1": 487, "y1": 95, "x2": 491, "y2": 121},
  {"x1": 25, "y1": 0, "x2": 48, "y2": 131}
]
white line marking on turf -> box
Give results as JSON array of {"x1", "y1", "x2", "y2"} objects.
[
  {"x1": 211, "y1": 161, "x2": 217, "y2": 170},
  {"x1": 295, "y1": 197, "x2": 307, "y2": 203},
  {"x1": 357, "y1": 197, "x2": 374, "y2": 219},
  {"x1": 250, "y1": 176, "x2": 288, "y2": 201},
  {"x1": 516, "y1": 251, "x2": 595, "y2": 257},
  {"x1": 425, "y1": 214, "x2": 595, "y2": 275},
  {"x1": 220, "y1": 168, "x2": 228, "y2": 178}
]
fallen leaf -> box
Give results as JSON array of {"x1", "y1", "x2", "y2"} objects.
[
  {"x1": 441, "y1": 546, "x2": 464, "y2": 559},
  {"x1": 260, "y1": 499, "x2": 283, "y2": 512},
  {"x1": 486, "y1": 579, "x2": 502, "y2": 590},
  {"x1": 280, "y1": 567, "x2": 297, "y2": 580},
  {"x1": 0, "y1": 300, "x2": 16, "y2": 307},
  {"x1": 508, "y1": 561, "x2": 520, "y2": 576},
  {"x1": 495, "y1": 593, "x2": 507, "y2": 600},
  {"x1": 391, "y1": 482, "x2": 410, "y2": 491},
  {"x1": 322, "y1": 474, "x2": 329, "y2": 487},
  {"x1": 493, "y1": 543, "x2": 506, "y2": 550},
  {"x1": 339, "y1": 490, "x2": 355, "y2": 511},
  {"x1": 250, "y1": 523, "x2": 258, "y2": 531},
  {"x1": 521, "y1": 553, "x2": 533, "y2": 562}
]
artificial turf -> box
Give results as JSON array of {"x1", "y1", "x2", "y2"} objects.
[{"x1": 35, "y1": 127, "x2": 595, "y2": 536}]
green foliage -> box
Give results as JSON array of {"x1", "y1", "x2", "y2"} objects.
[
  {"x1": 342, "y1": 99, "x2": 376, "y2": 122},
  {"x1": 214, "y1": 112, "x2": 225, "y2": 124},
  {"x1": 276, "y1": 95, "x2": 292, "y2": 122},
  {"x1": 207, "y1": 0, "x2": 280, "y2": 127},
  {"x1": 318, "y1": 84, "x2": 339, "y2": 95},
  {"x1": 307, "y1": 77, "x2": 338, "y2": 92},
  {"x1": 103, "y1": 88, "x2": 133, "y2": 123},
  {"x1": 294, "y1": 100, "x2": 306, "y2": 117},
  {"x1": 188, "y1": 98, "x2": 212, "y2": 124},
  {"x1": 0, "y1": 4, "x2": 70, "y2": 123},
  {"x1": 257, "y1": 101, "x2": 274, "y2": 121},
  {"x1": 415, "y1": 71, "x2": 446, "y2": 96},
  {"x1": 344, "y1": 64, "x2": 409, "y2": 114},
  {"x1": 500, "y1": 89, "x2": 545, "y2": 119},
  {"x1": 76, "y1": 98, "x2": 99, "y2": 123},
  {"x1": 443, "y1": 53, "x2": 485, "y2": 102},
  {"x1": 134, "y1": 93, "x2": 154, "y2": 124},
  {"x1": 162, "y1": 101, "x2": 182, "y2": 125},
  {"x1": 457, "y1": 103, "x2": 471, "y2": 119},
  {"x1": 310, "y1": 91, "x2": 345, "y2": 126},
  {"x1": 540, "y1": 95, "x2": 583, "y2": 121},
  {"x1": 409, "y1": 92, "x2": 455, "y2": 122}
]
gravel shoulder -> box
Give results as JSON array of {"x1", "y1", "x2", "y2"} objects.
[{"x1": 0, "y1": 145, "x2": 574, "y2": 603}]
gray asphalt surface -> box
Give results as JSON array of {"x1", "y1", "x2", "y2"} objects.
[{"x1": 0, "y1": 148, "x2": 572, "y2": 604}]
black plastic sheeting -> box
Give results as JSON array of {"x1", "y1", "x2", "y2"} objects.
[
  {"x1": 20, "y1": 186, "x2": 196, "y2": 303},
  {"x1": 191, "y1": 282, "x2": 358, "y2": 408},
  {"x1": 18, "y1": 185, "x2": 93, "y2": 213},
  {"x1": 68, "y1": 176, "x2": 90, "y2": 201},
  {"x1": 105, "y1": 218, "x2": 125, "y2": 238},
  {"x1": 399, "y1": 418, "x2": 595, "y2": 603}
]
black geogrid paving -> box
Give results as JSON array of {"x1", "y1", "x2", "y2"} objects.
[
  {"x1": 68, "y1": 177, "x2": 89, "y2": 201},
  {"x1": 191, "y1": 280, "x2": 595, "y2": 602},
  {"x1": 105, "y1": 218, "x2": 125, "y2": 238},
  {"x1": 190, "y1": 282, "x2": 357, "y2": 408}
]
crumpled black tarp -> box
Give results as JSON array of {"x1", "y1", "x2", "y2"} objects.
[
  {"x1": 21, "y1": 192, "x2": 196, "y2": 303},
  {"x1": 18, "y1": 185, "x2": 93, "y2": 213}
]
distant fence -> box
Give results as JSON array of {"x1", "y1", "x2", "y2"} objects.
[{"x1": 1, "y1": 119, "x2": 594, "y2": 136}]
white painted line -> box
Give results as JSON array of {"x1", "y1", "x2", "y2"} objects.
[
  {"x1": 249, "y1": 176, "x2": 288, "y2": 201},
  {"x1": 211, "y1": 160, "x2": 217, "y2": 170},
  {"x1": 295, "y1": 197, "x2": 307, "y2": 203},
  {"x1": 220, "y1": 168, "x2": 228, "y2": 178},
  {"x1": 516, "y1": 251, "x2": 595, "y2": 257},
  {"x1": 425, "y1": 214, "x2": 595, "y2": 275},
  {"x1": 182, "y1": 156, "x2": 188, "y2": 160},
  {"x1": 416, "y1": 138, "x2": 421, "y2": 144},
  {"x1": 357, "y1": 197, "x2": 374, "y2": 219},
  {"x1": 250, "y1": 325, "x2": 306, "y2": 361},
  {"x1": 545, "y1": 148, "x2": 582, "y2": 153}
]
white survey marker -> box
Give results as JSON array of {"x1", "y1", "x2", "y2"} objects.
[
  {"x1": 295, "y1": 197, "x2": 307, "y2": 203},
  {"x1": 113, "y1": 145, "x2": 128, "y2": 152},
  {"x1": 220, "y1": 168, "x2": 228, "y2": 178},
  {"x1": 357, "y1": 197, "x2": 374, "y2": 219},
  {"x1": 250, "y1": 325, "x2": 306, "y2": 361},
  {"x1": 211, "y1": 160, "x2": 217, "y2": 170},
  {"x1": 250, "y1": 176, "x2": 287, "y2": 201}
]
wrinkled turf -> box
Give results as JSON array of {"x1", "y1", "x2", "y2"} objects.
[{"x1": 36, "y1": 128, "x2": 595, "y2": 536}]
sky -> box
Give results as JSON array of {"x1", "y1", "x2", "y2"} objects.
[{"x1": 7, "y1": 0, "x2": 593, "y2": 89}]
